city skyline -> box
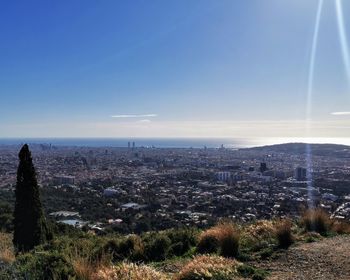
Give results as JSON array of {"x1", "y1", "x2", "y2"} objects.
[{"x1": 1, "y1": 0, "x2": 350, "y2": 138}]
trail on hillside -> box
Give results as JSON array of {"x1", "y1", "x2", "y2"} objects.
[{"x1": 256, "y1": 235, "x2": 350, "y2": 280}]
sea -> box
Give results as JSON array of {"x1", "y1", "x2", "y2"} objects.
[{"x1": 0, "y1": 137, "x2": 349, "y2": 149}]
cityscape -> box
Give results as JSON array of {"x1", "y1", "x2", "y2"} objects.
[{"x1": 1, "y1": 142, "x2": 349, "y2": 235}]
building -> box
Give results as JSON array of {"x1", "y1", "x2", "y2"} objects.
[
  {"x1": 54, "y1": 175, "x2": 75, "y2": 185},
  {"x1": 294, "y1": 167, "x2": 307, "y2": 181},
  {"x1": 103, "y1": 188, "x2": 120, "y2": 197},
  {"x1": 216, "y1": 171, "x2": 231, "y2": 182},
  {"x1": 260, "y1": 162, "x2": 267, "y2": 173},
  {"x1": 121, "y1": 202, "x2": 146, "y2": 210},
  {"x1": 49, "y1": 211, "x2": 80, "y2": 219}
]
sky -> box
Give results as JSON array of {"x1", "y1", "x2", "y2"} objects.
[{"x1": 1, "y1": 0, "x2": 350, "y2": 138}]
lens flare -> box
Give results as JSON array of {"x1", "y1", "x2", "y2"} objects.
[
  {"x1": 306, "y1": 0, "x2": 324, "y2": 117},
  {"x1": 305, "y1": 0, "x2": 324, "y2": 209},
  {"x1": 335, "y1": 0, "x2": 350, "y2": 86}
]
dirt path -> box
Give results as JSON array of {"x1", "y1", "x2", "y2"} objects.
[{"x1": 255, "y1": 235, "x2": 350, "y2": 280}]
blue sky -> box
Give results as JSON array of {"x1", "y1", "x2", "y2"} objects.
[{"x1": 1, "y1": 0, "x2": 350, "y2": 137}]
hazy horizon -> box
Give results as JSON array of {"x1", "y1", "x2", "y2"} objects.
[{"x1": 1, "y1": 136, "x2": 350, "y2": 149}]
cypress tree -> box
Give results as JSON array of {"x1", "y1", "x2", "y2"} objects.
[{"x1": 13, "y1": 144, "x2": 52, "y2": 252}]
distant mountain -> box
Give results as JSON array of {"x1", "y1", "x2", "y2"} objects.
[{"x1": 243, "y1": 142, "x2": 350, "y2": 157}]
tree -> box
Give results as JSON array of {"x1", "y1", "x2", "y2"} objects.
[{"x1": 13, "y1": 144, "x2": 52, "y2": 252}]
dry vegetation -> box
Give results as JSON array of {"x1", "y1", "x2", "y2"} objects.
[
  {"x1": 274, "y1": 219, "x2": 294, "y2": 248},
  {"x1": 301, "y1": 208, "x2": 331, "y2": 234},
  {"x1": 175, "y1": 255, "x2": 241, "y2": 280},
  {"x1": 69, "y1": 251, "x2": 105, "y2": 280},
  {"x1": 95, "y1": 262, "x2": 169, "y2": 280},
  {"x1": 330, "y1": 219, "x2": 350, "y2": 234},
  {"x1": 240, "y1": 220, "x2": 275, "y2": 250},
  {"x1": 1, "y1": 209, "x2": 350, "y2": 280},
  {"x1": 0, "y1": 232, "x2": 15, "y2": 264},
  {"x1": 197, "y1": 222, "x2": 240, "y2": 257}
]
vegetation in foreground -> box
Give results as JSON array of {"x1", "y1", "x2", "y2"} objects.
[{"x1": 0, "y1": 207, "x2": 349, "y2": 280}]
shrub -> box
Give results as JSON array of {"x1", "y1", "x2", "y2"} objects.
[
  {"x1": 176, "y1": 255, "x2": 241, "y2": 280},
  {"x1": 100, "y1": 239, "x2": 120, "y2": 262},
  {"x1": 98, "y1": 235, "x2": 145, "y2": 263},
  {"x1": 16, "y1": 251, "x2": 75, "y2": 280},
  {"x1": 197, "y1": 223, "x2": 240, "y2": 258},
  {"x1": 259, "y1": 247, "x2": 274, "y2": 260},
  {"x1": 118, "y1": 235, "x2": 144, "y2": 261},
  {"x1": 197, "y1": 234, "x2": 220, "y2": 254},
  {"x1": 144, "y1": 233, "x2": 171, "y2": 261},
  {"x1": 95, "y1": 263, "x2": 169, "y2": 280},
  {"x1": 218, "y1": 223, "x2": 240, "y2": 258},
  {"x1": 237, "y1": 264, "x2": 255, "y2": 277},
  {"x1": 301, "y1": 208, "x2": 331, "y2": 234},
  {"x1": 0, "y1": 264, "x2": 24, "y2": 280},
  {"x1": 303, "y1": 231, "x2": 322, "y2": 243},
  {"x1": 240, "y1": 220, "x2": 275, "y2": 251},
  {"x1": 167, "y1": 228, "x2": 198, "y2": 256},
  {"x1": 275, "y1": 219, "x2": 294, "y2": 248},
  {"x1": 169, "y1": 242, "x2": 185, "y2": 256},
  {"x1": 237, "y1": 264, "x2": 268, "y2": 280}
]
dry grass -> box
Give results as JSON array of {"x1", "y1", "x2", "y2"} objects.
[
  {"x1": 0, "y1": 232, "x2": 15, "y2": 264},
  {"x1": 275, "y1": 219, "x2": 294, "y2": 248},
  {"x1": 331, "y1": 219, "x2": 350, "y2": 234},
  {"x1": 95, "y1": 262, "x2": 169, "y2": 280},
  {"x1": 301, "y1": 208, "x2": 331, "y2": 234},
  {"x1": 197, "y1": 222, "x2": 240, "y2": 257},
  {"x1": 240, "y1": 220, "x2": 275, "y2": 249},
  {"x1": 175, "y1": 255, "x2": 241, "y2": 280},
  {"x1": 68, "y1": 246, "x2": 110, "y2": 280}
]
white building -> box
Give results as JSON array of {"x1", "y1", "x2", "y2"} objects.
[{"x1": 216, "y1": 171, "x2": 231, "y2": 182}]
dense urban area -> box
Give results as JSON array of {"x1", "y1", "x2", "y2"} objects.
[{"x1": 1, "y1": 142, "x2": 350, "y2": 234}]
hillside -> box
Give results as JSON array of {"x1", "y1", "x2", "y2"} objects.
[
  {"x1": 243, "y1": 142, "x2": 350, "y2": 158},
  {"x1": 1, "y1": 210, "x2": 350, "y2": 280}
]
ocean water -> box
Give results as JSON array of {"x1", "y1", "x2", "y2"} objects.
[{"x1": 0, "y1": 137, "x2": 349, "y2": 149}]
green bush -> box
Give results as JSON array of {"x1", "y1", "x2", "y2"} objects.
[
  {"x1": 119, "y1": 235, "x2": 144, "y2": 261},
  {"x1": 237, "y1": 264, "x2": 255, "y2": 277},
  {"x1": 237, "y1": 264, "x2": 268, "y2": 280},
  {"x1": 100, "y1": 238, "x2": 123, "y2": 262},
  {"x1": 259, "y1": 247, "x2": 274, "y2": 260},
  {"x1": 196, "y1": 235, "x2": 220, "y2": 254},
  {"x1": 167, "y1": 228, "x2": 197, "y2": 256},
  {"x1": 169, "y1": 242, "x2": 185, "y2": 256},
  {"x1": 100, "y1": 235, "x2": 144, "y2": 262},
  {"x1": 0, "y1": 264, "x2": 24, "y2": 280},
  {"x1": 16, "y1": 251, "x2": 75, "y2": 280},
  {"x1": 144, "y1": 233, "x2": 171, "y2": 261}
]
